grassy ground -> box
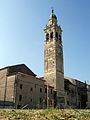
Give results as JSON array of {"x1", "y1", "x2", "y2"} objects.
[{"x1": 0, "y1": 109, "x2": 90, "y2": 120}]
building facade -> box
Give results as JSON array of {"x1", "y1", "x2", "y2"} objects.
[{"x1": 0, "y1": 10, "x2": 90, "y2": 109}]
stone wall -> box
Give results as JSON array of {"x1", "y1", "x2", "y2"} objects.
[
  {"x1": 0, "y1": 69, "x2": 7, "y2": 107},
  {"x1": 15, "y1": 73, "x2": 45, "y2": 108},
  {"x1": 0, "y1": 68, "x2": 16, "y2": 108}
]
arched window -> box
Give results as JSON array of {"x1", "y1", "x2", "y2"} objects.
[
  {"x1": 59, "y1": 34, "x2": 61, "y2": 41},
  {"x1": 55, "y1": 32, "x2": 58, "y2": 40},
  {"x1": 59, "y1": 34, "x2": 62, "y2": 44},
  {"x1": 46, "y1": 33, "x2": 49, "y2": 41},
  {"x1": 50, "y1": 32, "x2": 53, "y2": 39}
]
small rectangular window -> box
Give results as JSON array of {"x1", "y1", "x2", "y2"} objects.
[
  {"x1": 67, "y1": 101, "x2": 69, "y2": 105},
  {"x1": 40, "y1": 88, "x2": 42, "y2": 93},
  {"x1": 45, "y1": 88, "x2": 47, "y2": 93},
  {"x1": 51, "y1": 89, "x2": 53, "y2": 94},
  {"x1": 20, "y1": 84, "x2": 23, "y2": 89},
  {"x1": 40, "y1": 97, "x2": 42, "y2": 103},
  {"x1": 19, "y1": 95, "x2": 22, "y2": 101},
  {"x1": 31, "y1": 88, "x2": 33, "y2": 91},
  {"x1": 30, "y1": 98, "x2": 32, "y2": 102}
]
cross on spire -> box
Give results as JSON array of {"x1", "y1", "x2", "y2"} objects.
[{"x1": 51, "y1": 7, "x2": 54, "y2": 15}]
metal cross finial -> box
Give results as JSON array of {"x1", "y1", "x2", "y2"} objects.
[{"x1": 51, "y1": 7, "x2": 54, "y2": 14}]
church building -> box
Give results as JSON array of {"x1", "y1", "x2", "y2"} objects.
[{"x1": 0, "y1": 10, "x2": 90, "y2": 109}]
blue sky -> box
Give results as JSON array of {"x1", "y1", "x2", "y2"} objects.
[{"x1": 0, "y1": 0, "x2": 90, "y2": 83}]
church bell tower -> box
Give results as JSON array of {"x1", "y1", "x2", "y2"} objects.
[{"x1": 44, "y1": 9, "x2": 65, "y2": 106}]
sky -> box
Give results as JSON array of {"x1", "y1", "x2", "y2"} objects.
[{"x1": 0, "y1": 0, "x2": 90, "y2": 83}]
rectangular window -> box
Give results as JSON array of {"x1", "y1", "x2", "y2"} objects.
[
  {"x1": 20, "y1": 84, "x2": 23, "y2": 89},
  {"x1": 40, "y1": 97, "x2": 42, "y2": 103},
  {"x1": 19, "y1": 95, "x2": 22, "y2": 101},
  {"x1": 31, "y1": 88, "x2": 33, "y2": 91},
  {"x1": 30, "y1": 98, "x2": 32, "y2": 102},
  {"x1": 45, "y1": 88, "x2": 47, "y2": 93},
  {"x1": 51, "y1": 89, "x2": 53, "y2": 94},
  {"x1": 40, "y1": 88, "x2": 42, "y2": 93},
  {"x1": 67, "y1": 101, "x2": 69, "y2": 105}
]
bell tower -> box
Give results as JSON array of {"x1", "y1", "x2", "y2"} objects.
[{"x1": 44, "y1": 9, "x2": 65, "y2": 107}]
